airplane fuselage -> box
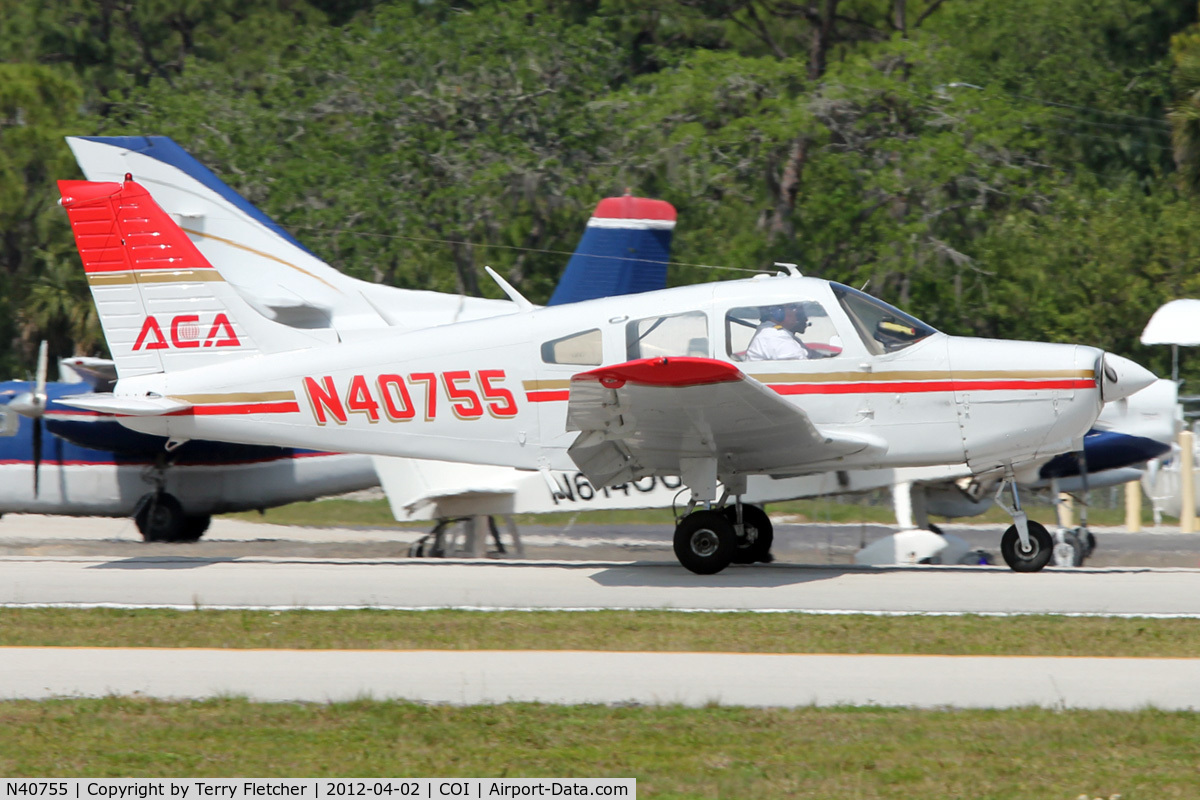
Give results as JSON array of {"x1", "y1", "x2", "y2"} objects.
[{"x1": 109, "y1": 277, "x2": 1106, "y2": 484}]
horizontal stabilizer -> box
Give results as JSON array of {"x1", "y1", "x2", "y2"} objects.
[{"x1": 56, "y1": 393, "x2": 192, "y2": 417}]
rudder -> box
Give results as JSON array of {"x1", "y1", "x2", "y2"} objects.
[{"x1": 59, "y1": 177, "x2": 330, "y2": 379}]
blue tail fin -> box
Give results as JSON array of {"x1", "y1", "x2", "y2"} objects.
[{"x1": 548, "y1": 194, "x2": 676, "y2": 305}]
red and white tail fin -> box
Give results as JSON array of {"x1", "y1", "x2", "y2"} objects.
[{"x1": 58, "y1": 177, "x2": 330, "y2": 379}]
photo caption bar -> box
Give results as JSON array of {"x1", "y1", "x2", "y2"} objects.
[{"x1": 1, "y1": 780, "x2": 635, "y2": 800}]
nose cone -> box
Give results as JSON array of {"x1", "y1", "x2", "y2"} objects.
[{"x1": 1099, "y1": 353, "x2": 1157, "y2": 404}]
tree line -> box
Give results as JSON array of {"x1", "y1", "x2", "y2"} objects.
[{"x1": 3, "y1": 0, "x2": 1200, "y2": 386}]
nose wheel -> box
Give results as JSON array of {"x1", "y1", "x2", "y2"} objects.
[
  {"x1": 1000, "y1": 520, "x2": 1053, "y2": 571},
  {"x1": 995, "y1": 468, "x2": 1055, "y2": 572}
]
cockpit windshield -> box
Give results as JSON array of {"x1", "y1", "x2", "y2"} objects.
[{"x1": 831, "y1": 283, "x2": 937, "y2": 355}]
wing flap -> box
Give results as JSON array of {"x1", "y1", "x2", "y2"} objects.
[{"x1": 566, "y1": 357, "x2": 886, "y2": 486}]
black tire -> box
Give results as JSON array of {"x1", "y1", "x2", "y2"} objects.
[
  {"x1": 723, "y1": 505, "x2": 774, "y2": 564},
  {"x1": 1000, "y1": 521, "x2": 1053, "y2": 572},
  {"x1": 673, "y1": 510, "x2": 737, "y2": 575},
  {"x1": 176, "y1": 514, "x2": 212, "y2": 543},
  {"x1": 1052, "y1": 530, "x2": 1084, "y2": 567},
  {"x1": 135, "y1": 493, "x2": 185, "y2": 543}
]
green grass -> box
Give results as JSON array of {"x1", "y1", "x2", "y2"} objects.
[
  {"x1": 4, "y1": 608, "x2": 1200, "y2": 657},
  {"x1": 1, "y1": 698, "x2": 1196, "y2": 797}
]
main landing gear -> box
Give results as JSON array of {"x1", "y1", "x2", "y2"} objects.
[
  {"x1": 673, "y1": 503, "x2": 775, "y2": 575},
  {"x1": 671, "y1": 468, "x2": 775, "y2": 575}
]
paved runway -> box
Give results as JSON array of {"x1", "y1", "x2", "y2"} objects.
[{"x1": 5, "y1": 555, "x2": 1200, "y2": 615}]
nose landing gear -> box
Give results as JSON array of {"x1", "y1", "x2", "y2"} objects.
[{"x1": 995, "y1": 468, "x2": 1053, "y2": 572}]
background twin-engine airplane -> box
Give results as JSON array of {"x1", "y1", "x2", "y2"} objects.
[{"x1": 56, "y1": 147, "x2": 1159, "y2": 574}]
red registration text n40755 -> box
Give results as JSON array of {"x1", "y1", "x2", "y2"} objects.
[{"x1": 302, "y1": 370, "x2": 518, "y2": 425}]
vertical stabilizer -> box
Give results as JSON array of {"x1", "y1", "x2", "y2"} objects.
[
  {"x1": 547, "y1": 195, "x2": 676, "y2": 306},
  {"x1": 58, "y1": 178, "x2": 331, "y2": 379}
]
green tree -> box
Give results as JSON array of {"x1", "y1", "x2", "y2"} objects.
[
  {"x1": 104, "y1": 1, "x2": 632, "y2": 301},
  {"x1": 0, "y1": 63, "x2": 90, "y2": 373}
]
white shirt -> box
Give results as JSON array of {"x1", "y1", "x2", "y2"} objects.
[{"x1": 745, "y1": 324, "x2": 809, "y2": 361}]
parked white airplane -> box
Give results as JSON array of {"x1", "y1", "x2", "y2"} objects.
[{"x1": 56, "y1": 176, "x2": 1156, "y2": 574}]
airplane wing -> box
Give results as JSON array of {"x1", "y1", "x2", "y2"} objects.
[{"x1": 565, "y1": 357, "x2": 887, "y2": 487}]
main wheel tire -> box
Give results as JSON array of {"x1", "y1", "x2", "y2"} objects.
[
  {"x1": 1052, "y1": 530, "x2": 1084, "y2": 567},
  {"x1": 723, "y1": 505, "x2": 774, "y2": 564},
  {"x1": 673, "y1": 510, "x2": 737, "y2": 575},
  {"x1": 1000, "y1": 521, "x2": 1053, "y2": 572},
  {"x1": 176, "y1": 514, "x2": 212, "y2": 543},
  {"x1": 135, "y1": 493, "x2": 185, "y2": 543}
]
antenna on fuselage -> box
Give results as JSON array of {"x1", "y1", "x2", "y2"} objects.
[
  {"x1": 774, "y1": 262, "x2": 802, "y2": 277},
  {"x1": 484, "y1": 266, "x2": 535, "y2": 312}
]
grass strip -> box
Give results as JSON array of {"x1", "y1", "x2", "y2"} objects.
[
  {"x1": 0, "y1": 698, "x2": 1195, "y2": 798},
  {"x1": 3, "y1": 608, "x2": 1200, "y2": 657}
]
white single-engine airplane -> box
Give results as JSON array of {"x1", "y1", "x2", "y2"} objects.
[{"x1": 56, "y1": 176, "x2": 1156, "y2": 574}]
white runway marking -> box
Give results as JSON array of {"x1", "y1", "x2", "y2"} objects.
[{"x1": 3, "y1": 647, "x2": 1198, "y2": 710}]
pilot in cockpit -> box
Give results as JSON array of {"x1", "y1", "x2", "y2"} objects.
[{"x1": 745, "y1": 303, "x2": 810, "y2": 361}]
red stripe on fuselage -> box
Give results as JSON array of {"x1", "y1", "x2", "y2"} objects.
[
  {"x1": 164, "y1": 401, "x2": 302, "y2": 416},
  {"x1": 769, "y1": 378, "x2": 1096, "y2": 395},
  {"x1": 526, "y1": 390, "x2": 571, "y2": 403}
]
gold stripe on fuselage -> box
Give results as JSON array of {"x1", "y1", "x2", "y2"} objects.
[
  {"x1": 523, "y1": 379, "x2": 573, "y2": 391},
  {"x1": 170, "y1": 390, "x2": 298, "y2": 405}
]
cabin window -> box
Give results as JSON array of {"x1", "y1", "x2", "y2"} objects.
[
  {"x1": 831, "y1": 283, "x2": 936, "y2": 355},
  {"x1": 725, "y1": 301, "x2": 843, "y2": 361},
  {"x1": 541, "y1": 328, "x2": 602, "y2": 365},
  {"x1": 626, "y1": 311, "x2": 709, "y2": 360}
]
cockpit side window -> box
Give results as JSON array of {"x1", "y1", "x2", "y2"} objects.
[
  {"x1": 726, "y1": 301, "x2": 843, "y2": 362},
  {"x1": 541, "y1": 328, "x2": 602, "y2": 365},
  {"x1": 626, "y1": 311, "x2": 708, "y2": 360},
  {"x1": 831, "y1": 283, "x2": 937, "y2": 355}
]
